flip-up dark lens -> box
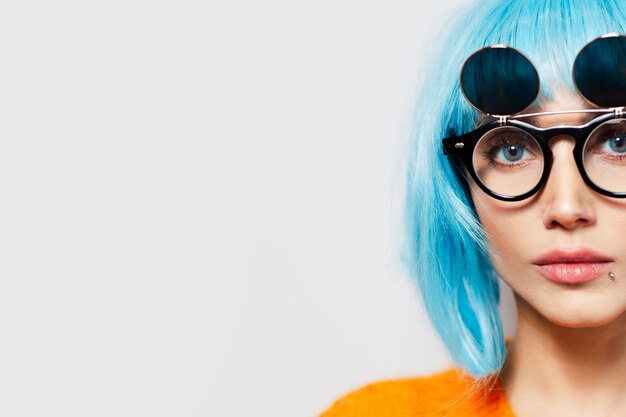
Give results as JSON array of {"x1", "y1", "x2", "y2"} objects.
[
  {"x1": 460, "y1": 46, "x2": 539, "y2": 115},
  {"x1": 573, "y1": 34, "x2": 626, "y2": 108}
]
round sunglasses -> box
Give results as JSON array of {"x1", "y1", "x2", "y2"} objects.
[{"x1": 442, "y1": 33, "x2": 626, "y2": 202}]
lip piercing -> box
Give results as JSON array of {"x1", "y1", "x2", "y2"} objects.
[{"x1": 609, "y1": 272, "x2": 616, "y2": 280}]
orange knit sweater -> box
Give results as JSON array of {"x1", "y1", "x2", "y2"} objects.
[{"x1": 320, "y1": 368, "x2": 517, "y2": 417}]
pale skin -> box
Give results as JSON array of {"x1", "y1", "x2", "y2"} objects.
[{"x1": 470, "y1": 91, "x2": 626, "y2": 417}]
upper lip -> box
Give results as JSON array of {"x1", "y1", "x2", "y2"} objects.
[{"x1": 533, "y1": 248, "x2": 614, "y2": 265}]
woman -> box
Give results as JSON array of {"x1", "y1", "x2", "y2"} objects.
[{"x1": 321, "y1": 0, "x2": 626, "y2": 416}]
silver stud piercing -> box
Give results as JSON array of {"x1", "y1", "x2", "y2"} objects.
[{"x1": 609, "y1": 272, "x2": 616, "y2": 280}]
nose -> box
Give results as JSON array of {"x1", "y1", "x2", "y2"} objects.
[{"x1": 540, "y1": 136, "x2": 596, "y2": 230}]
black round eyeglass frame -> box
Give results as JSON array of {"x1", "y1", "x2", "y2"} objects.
[{"x1": 442, "y1": 109, "x2": 626, "y2": 202}]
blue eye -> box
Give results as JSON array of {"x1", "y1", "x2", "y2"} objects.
[
  {"x1": 479, "y1": 128, "x2": 540, "y2": 169},
  {"x1": 605, "y1": 136, "x2": 626, "y2": 153},
  {"x1": 498, "y1": 145, "x2": 525, "y2": 162}
]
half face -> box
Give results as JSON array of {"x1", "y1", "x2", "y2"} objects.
[{"x1": 470, "y1": 92, "x2": 626, "y2": 328}]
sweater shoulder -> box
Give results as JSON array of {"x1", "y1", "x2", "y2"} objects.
[{"x1": 319, "y1": 368, "x2": 488, "y2": 417}]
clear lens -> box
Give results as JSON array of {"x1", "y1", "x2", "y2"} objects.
[
  {"x1": 583, "y1": 119, "x2": 626, "y2": 193},
  {"x1": 472, "y1": 126, "x2": 544, "y2": 197}
]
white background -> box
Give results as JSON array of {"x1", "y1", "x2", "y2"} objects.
[{"x1": 0, "y1": 1, "x2": 516, "y2": 416}]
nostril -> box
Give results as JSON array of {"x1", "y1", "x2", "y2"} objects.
[
  {"x1": 546, "y1": 215, "x2": 592, "y2": 230},
  {"x1": 542, "y1": 196, "x2": 596, "y2": 230}
]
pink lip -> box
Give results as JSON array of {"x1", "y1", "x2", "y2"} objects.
[{"x1": 533, "y1": 248, "x2": 615, "y2": 284}]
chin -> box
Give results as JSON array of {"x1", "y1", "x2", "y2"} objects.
[
  {"x1": 507, "y1": 271, "x2": 626, "y2": 330},
  {"x1": 547, "y1": 315, "x2": 618, "y2": 328},
  {"x1": 538, "y1": 295, "x2": 626, "y2": 328}
]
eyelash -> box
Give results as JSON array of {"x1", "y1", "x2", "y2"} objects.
[
  {"x1": 592, "y1": 135, "x2": 626, "y2": 162},
  {"x1": 481, "y1": 136, "x2": 535, "y2": 168}
]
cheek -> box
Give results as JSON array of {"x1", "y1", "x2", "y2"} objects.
[
  {"x1": 470, "y1": 186, "x2": 535, "y2": 268},
  {"x1": 469, "y1": 186, "x2": 540, "y2": 309}
]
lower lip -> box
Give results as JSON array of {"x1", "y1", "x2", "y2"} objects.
[{"x1": 535, "y1": 262, "x2": 614, "y2": 284}]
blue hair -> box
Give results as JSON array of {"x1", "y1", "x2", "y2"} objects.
[{"x1": 402, "y1": 0, "x2": 626, "y2": 377}]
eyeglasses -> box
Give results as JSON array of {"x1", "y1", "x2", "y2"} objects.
[{"x1": 442, "y1": 33, "x2": 626, "y2": 201}]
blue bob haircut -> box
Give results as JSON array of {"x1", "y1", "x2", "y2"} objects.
[{"x1": 402, "y1": 0, "x2": 626, "y2": 377}]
